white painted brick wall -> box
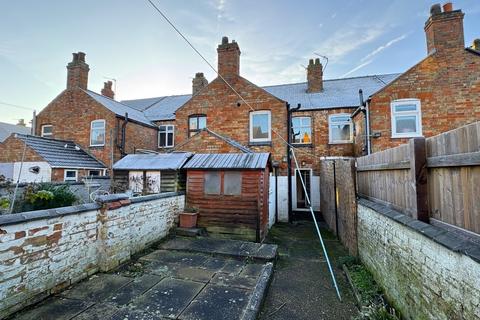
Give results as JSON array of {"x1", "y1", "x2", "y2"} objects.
[
  {"x1": 358, "y1": 204, "x2": 480, "y2": 320},
  {"x1": 0, "y1": 194, "x2": 184, "y2": 318}
]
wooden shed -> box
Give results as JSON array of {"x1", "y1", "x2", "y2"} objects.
[
  {"x1": 183, "y1": 153, "x2": 271, "y2": 242},
  {"x1": 112, "y1": 153, "x2": 191, "y2": 195}
]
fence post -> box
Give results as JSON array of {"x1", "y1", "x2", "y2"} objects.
[{"x1": 408, "y1": 137, "x2": 429, "y2": 222}]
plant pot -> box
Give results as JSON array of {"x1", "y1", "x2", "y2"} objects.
[{"x1": 179, "y1": 212, "x2": 198, "y2": 228}]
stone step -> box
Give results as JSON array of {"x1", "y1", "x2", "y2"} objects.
[{"x1": 173, "y1": 227, "x2": 208, "y2": 237}]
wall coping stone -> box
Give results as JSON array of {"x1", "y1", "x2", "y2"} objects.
[
  {"x1": 0, "y1": 203, "x2": 101, "y2": 226},
  {"x1": 95, "y1": 193, "x2": 129, "y2": 203},
  {"x1": 130, "y1": 191, "x2": 185, "y2": 204},
  {"x1": 358, "y1": 197, "x2": 480, "y2": 263}
]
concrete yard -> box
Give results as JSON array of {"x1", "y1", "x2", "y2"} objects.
[{"x1": 10, "y1": 237, "x2": 277, "y2": 320}]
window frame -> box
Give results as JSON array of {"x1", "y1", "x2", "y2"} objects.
[
  {"x1": 204, "y1": 171, "x2": 221, "y2": 195},
  {"x1": 223, "y1": 171, "x2": 242, "y2": 196},
  {"x1": 249, "y1": 110, "x2": 272, "y2": 143},
  {"x1": 64, "y1": 169, "x2": 78, "y2": 182},
  {"x1": 41, "y1": 125, "x2": 53, "y2": 137},
  {"x1": 90, "y1": 119, "x2": 106, "y2": 147},
  {"x1": 328, "y1": 113, "x2": 353, "y2": 144},
  {"x1": 390, "y1": 99, "x2": 423, "y2": 138},
  {"x1": 292, "y1": 116, "x2": 312, "y2": 145},
  {"x1": 188, "y1": 115, "x2": 207, "y2": 137},
  {"x1": 88, "y1": 170, "x2": 101, "y2": 177},
  {"x1": 158, "y1": 124, "x2": 175, "y2": 148}
]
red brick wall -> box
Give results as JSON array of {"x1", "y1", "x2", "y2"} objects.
[
  {"x1": 291, "y1": 108, "x2": 355, "y2": 175},
  {"x1": 35, "y1": 88, "x2": 158, "y2": 170},
  {"x1": 0, "y1": 136, "x2": 43, "y2": 163},
  {"x1": 367, "y1": 49, "x2": 480, "y2": 153},
  {"x1": 174, "y1": 76, "x2": 289, "y2": 173}
]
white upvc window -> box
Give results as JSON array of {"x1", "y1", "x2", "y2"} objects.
[
  {"x1": 88, "y1": 170, "x2": 101, "y2": 176},
  {"x1": 329, "y1": 114, "x2": 353, "y2": 144},
  {"x1": 90, "y1": 119, "x2": 106, "y2": 146},
  {"x1": 391, "y1": 99, "x2": 422, "y2": 138},
  {"x1": 41, "y1": 125, "x2": 53, "y2": 137},
  {"x1": 158, "y1": 125, "x2": 174, "y2": 148},
  {"x1": 292, "y1": 117, "x2": 312, "y2": 144},
  {"x1": 250, "y1": 110, "x2": 271, "y2": 142},
  {"x1": 64, "y1": 169, "x2": 78, "y2": 182}
]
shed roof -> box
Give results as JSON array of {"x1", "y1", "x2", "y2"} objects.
[
  {"x1": 113, "y1": 152, "x2": 192, "y2": 170},
  {"x1": 16, "y1": 134, "x2": 106, "y2": 169},
  {"x1": 0, "y1": 122, "x2": 31, "y2": 143},
  {"x1": 183, "y1": 153, "x2": 270, "y2": 170}
]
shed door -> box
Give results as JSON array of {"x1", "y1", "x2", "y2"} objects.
[
  {"x1": 146, "y1": 171, "x2": 161, "y2": 194},
  {"x1": 129, "y1": 171, "x2": 144, "y2": 194}
]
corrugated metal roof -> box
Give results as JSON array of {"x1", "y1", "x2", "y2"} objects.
[
  {"x1": 0, "y1": 122, "x2": 31, "y2": 142},
  {"x1": 113, "y1": 152, "x2": 192, "y2": 170},
  {"x1": 183, "y1": 153, "x2": 270, "y2": 170},
  {"x1": 16, "y1": 134, "x2": 106, "y2": 169},
  {"x1": 83, "y1": 90, "x2": 155, "y2": 127},
  {"x1": 263, "y1": 74, "x2": 401, "y2": 110},
  {"x1": 119, "y1": 73, "x2": 399, "y2": 120}
]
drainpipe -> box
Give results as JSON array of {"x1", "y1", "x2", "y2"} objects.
[
  {"x1": 287, "y1": 102, "x2": 301, "y2": 223},
  {"x1": 365, "y1": 99, "x2": 372, "y2": 155},
  {"x1": 120, "y1": 113, "x2": 129, "y2": 156}
]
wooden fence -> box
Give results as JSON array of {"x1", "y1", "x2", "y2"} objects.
[{"x1": 357, "y1": 121, "x2": 480, "y2": 234}]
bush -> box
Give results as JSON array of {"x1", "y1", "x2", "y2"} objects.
[{"x1": 21, "y1": 183, "x2": 77, "y2": 211}]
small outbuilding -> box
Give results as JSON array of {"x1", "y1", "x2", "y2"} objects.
[
  {"x1": 112, "y1": 152, "x2": 192, "y2": 195},
  {"x1": 183, "y1": 152, "x2": 271, "y2": 242}
]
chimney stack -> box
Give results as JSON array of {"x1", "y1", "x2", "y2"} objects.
[
  {"x1": 16, "y1": 119, "x2": 26, "y2": 127},
  {"x1": 424, "y1": 2, "x2": 464, "y2": 55},
  {"x1": 192, "y1": 72, "x2": 208, "y2": 95},
  {"x1": 101, "y1": 81, "x2": 115, "y2": 99},
  {"x1": 217, "y1": 36, "x2": 241, "y2": 79},
  {"x1": 307, "y1": 58, "x2": 323, "y2": 93},
  {"x1": 67, "y1": 52, "x2": 89, "y2": 90},
  {"x1": 473, "y1": 39, "x2": 480, "y2": 51}
]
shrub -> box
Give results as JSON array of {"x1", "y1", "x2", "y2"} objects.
[{"x1": 21, "y1": 183, "x2": 77, "y2": 211}]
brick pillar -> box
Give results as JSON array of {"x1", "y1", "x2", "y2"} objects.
[
  {"x1": 67, "y1": 52, "x2": 89, "y2": 90},
  {"x1": 217, "y1": 36, "x2": 240, "y2": 79},
  {"x1": 424, "y1": 3, "x2": 464, "y2": 55},
  {"x1": 307, "y1": 58, "x2": 323, "y2": 93},
  {"x1": 192, "y1": 72, "x2": 208, "y2": 95},
  {"x1": 101, "y1": 81, "x2": 115, "y2": 99}
]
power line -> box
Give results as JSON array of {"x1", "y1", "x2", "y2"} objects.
[
  {"x1": 0, "y1": 101, "x2": 35, "y2": 111},
  {"x1": 145, "y1": 0, "x2": 316, "y2": 157}
]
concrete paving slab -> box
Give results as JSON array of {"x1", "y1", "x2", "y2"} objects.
[
  {"x1": 13, "y1": 297, "x2": 93, "y2": 320},
  {"x1": 130, "y1": 278, "x2": 205, "y2": 319},
  {"x1": 239, "y1": 263, "x2": 265, "y2": 279},
  {"x1": 141, "y1": 250, "x2": 209, "y2": 268},
  {"x1": 172, "y1": 266, "x2": 216, "y2": 283},
  {"x1": 200, "y1": 257, "x2": 228, "y2": 271},
  {"x1": 220, "y1": 260, "x2": 245, "y2": 275},
  {"x1": 107, "y1": 274, "x2": 163, "y2": 306},
  {"x1": 60, "y1": 273, "x2": 132, "y2": 301},
  {"x1": 179, "y1": 285, "x2": 250, "y2": 320},
  {"x1": 110, "y1": 308, "x2": 167, "y2": 320},
  {"x1": 71, "y1": 303, "x2": 120, "y2": 320},
  {"x1": 210, "y1": 272, "x2": 257, "y2": 290}
]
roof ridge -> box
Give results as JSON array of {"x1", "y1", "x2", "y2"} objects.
[
  {"x1": 84, "y1": 89, "x2": 147, "y2": 112},
  {"x1": 121, "y1": 93, "x2": 193, "y2": 103},
  {"x1": 16, "y1": 133, "x2": 76, "y2": 145}
]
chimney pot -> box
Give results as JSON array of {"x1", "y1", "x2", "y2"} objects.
[
  {"x1": 315, "y1": 58, "x2": 320, "y2": 65},
  {"x1": 442, "y1": 2, "x2": 453, "y2": 12},
  {"x1": 16, "y1": 119, "x2": 26, "y2": 127},
  {"x1": 77, "y1": 52, "x2": 86, "y2": 62},
  {"x1": 309, "y1": 59, "x2": 314, "y2": 65},
  {"x1": 222, "y1": 36, "x2": 229, "y2": 45},
  {"x1": 430, "y1": 3, "x2": 442, "y2": 15}
]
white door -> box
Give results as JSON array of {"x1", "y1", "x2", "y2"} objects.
[
  {"x1": 146, "y1": 171, "x2": 161, "y2": 194},
  {"x1": 129, "y1": 171, "x2": 144, "y2": 194},
  {"x1": 268, "y1": 174, "x2": 276, "y2": 228}
]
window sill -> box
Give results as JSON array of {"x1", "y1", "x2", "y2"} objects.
[
  {"x1": 391, "y1": 134, "x2": 423, "y2": 139},
  {"x1": 158, "y1": 146, "x2": 174, "y2": 149},
  {"x1": 249, "y1": 141, "x2": 272, "y2": 146},
  {"x1": 292, "y1": 143, "x2": 313, "y2": 148},
  {"x1": 328, "y1": 141, "x2": 353, "y2": 145},
  {"x1": 89, "y1": 145, "x2": 105, "y2": 149}
]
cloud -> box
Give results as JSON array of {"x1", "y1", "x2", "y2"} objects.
[
  {"x1": 360, "y1": 34, "x2": 407, "y2": 62},
  {"x1": 341, "y1": 60, "x2": 373, "y2": 78}
]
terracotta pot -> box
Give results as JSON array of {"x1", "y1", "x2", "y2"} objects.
[{"x1": 179, "y1": 212, "x2": 198, "y2": 228}]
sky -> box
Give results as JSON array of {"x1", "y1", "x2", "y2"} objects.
[{"x1": 1, "y1": 0, "x2": 479, "y2": 125}]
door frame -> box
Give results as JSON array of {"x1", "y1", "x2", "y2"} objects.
[{"x1": 294, "y1": 168, "x2": 312, "y2": 211}]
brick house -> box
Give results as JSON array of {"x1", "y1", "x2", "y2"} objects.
[
  {"x1": 353, "y1": 2, "x2": 480, "y2": 155},
  {"x1": 33, "y1": 52, "x2": 159, "y2": 170},
  {"x1": 0, "y1": 134, "x2": 106, "y2": 183}
]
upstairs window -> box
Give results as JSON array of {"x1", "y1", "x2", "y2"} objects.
[
  {"x1": 90, "y1": 120, "x2": 105, "y2": 146},
  {"x1": 250, "y1": 110, "x2": 271, "y2": 142},
  {"x1": 159, "y1": 125, "x2": 174, "y2": 148},
  {"x1": 189, "y1": 115, "x2": 206, "y2": 137},
  {"x1": 329, "y1": 114, "x2": 353, "y2": 144},
  {"x1": 391, "y1": 99, "x2": 422, "y2": 138},
  {"x1": 41, "y1": 125, "x2": 53, "y2": 137},
  {"x1": 292, "y1": 117, "x2": 312, "y2": 144}
]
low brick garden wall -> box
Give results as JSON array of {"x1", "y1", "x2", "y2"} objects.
[
  {"x1": 358, "y1": 199, "x2": 480, "y2": 320},
  {"x1": 0, "y1": 192, "x2": 184, "y2": 318}
]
